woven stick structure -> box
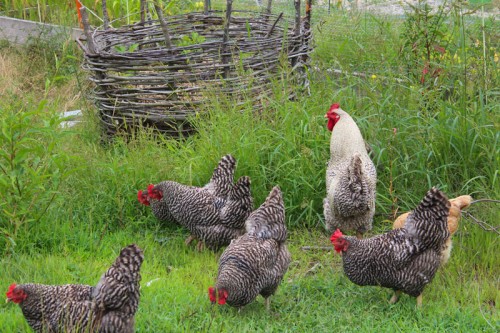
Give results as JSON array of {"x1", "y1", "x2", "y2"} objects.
[{"x1": 77, "y1": 1, "x2": 312, "y2": 137}]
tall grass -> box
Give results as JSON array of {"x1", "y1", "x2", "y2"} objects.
[{"x1": 0, "y1": 4, "x2": 498, "y2": 332}]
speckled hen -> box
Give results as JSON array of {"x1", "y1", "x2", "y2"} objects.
[
  {"x1": 323, "y1": 103, "x2": 377, "y2": 238},
  {"x1": 209, "y1": 186, "x2": 291, "y2": 310},
  {"x1": 138, "y1": 154, "x2": 254, "y2": 251},
  {"x1": 331, "y1": 188, "x2": 450, "y2": 306},
  {"x1": 6, "y1": 244, "x2": 144, "y2": 333}
]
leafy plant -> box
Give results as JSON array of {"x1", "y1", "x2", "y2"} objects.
[{"x1": 0, "y1": 101, "x2": 75, "y2": 254}]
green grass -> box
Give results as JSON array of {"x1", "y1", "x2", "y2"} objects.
[
  {"x1": 0, "y1": 5, "x2": 499, "y2": 332},
  {"x1": 1, "y1": 229, "x2": 498, "y2": 331}
]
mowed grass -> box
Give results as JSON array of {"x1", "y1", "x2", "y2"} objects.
[
  {"x1": 0, "y1": 227, "x2": 498, "y2": 332},
  {"x1": 0, "y1": 7, "x2": 499, "y2": 332}
]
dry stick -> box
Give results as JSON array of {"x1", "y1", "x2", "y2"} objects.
[
  {"x1": 140, "y1": 0, "x2": 146, "y2": 24},
  {"x1": 470, "y1": 199, "x2": 500, "y2": 205},
  {"x1": 102, "y1": 0, "x2": 110, "y2": 30},
  {"x1": 265, "y1": 12, "x2": 283, "y2": 38},
  {"x1": 291, "y1": 0, "x2": 301, "y2": 68},
  {"x1": 463, "y1": 211, "x2": 500, "y2": 235},
  {"x1": 294, "y1": 0, "x2": 301, "y2": 35},
  {"x1": 154, "y1": 1, "x2": 172, "y2": 48},
  {"x1": 222, "y1": 0, "x2": 233, "y2": 79},
  {"x1": 301, "y1": 246, "x2": 333, "y2": 251},
  {"x1": 301, "y1": 0, "x2": 312, "y2": 93},
  {"x1": 80, "y1": 7, "x2": 96, "y2": 54},
  {"x1": 204, "y1": 0, "x2": 210, "y2": 15},
  {"x1": 266, "y1": 0, "x2": 273, "y2": 15},
  {"x1": 138, "y1": 0, "x2": 147, "y2": 51}
]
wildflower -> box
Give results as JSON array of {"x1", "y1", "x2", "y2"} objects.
[
  {"x1": 195, "y1": 1, "x2": 204, "y2": 10},
  {"x1": 371, "y1": 74, "x2": 377, "y2": 79},
  {"x1": 495, "y1": 53, "x2": 499, "y2": 63}
]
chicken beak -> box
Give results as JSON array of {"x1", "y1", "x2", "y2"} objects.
[
  {"x1": 6, "y1": 298, "x2": 10, "y2": 303},
  {"x1": 324, "y1": 113, "x2": 328, "y2": 118}
]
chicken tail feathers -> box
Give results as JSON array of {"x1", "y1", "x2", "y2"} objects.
[
  {"x1": 347, "y1": 154, "x2": 364, "y2": 191},
  {"x1": 405, "y1": 187, "x2": 451, "y2": 250},
  {"x1": 206, "y1": 154, "x2": 237, "y2": 197},
  {"x1": 228, "y1": 176, "x2": 252, "y2": 201},
  {"x1": 246, "y1": 186, "x2": 287, "y2": 242},
  {"x1": 93, "y1": 244, "x2": 144, "y2": 315}
]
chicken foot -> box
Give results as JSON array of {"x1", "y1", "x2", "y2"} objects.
[
  {"x1": 185, "y1": 235, "x2": 197, "y2": 246},
  {"x1": 389, "y1": 290, "x2": 401, "y2": 304}
]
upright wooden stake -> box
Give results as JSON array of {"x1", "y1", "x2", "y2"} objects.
[
  {"x1": 80, "y1": 7, "x2": 96, "y2": 54},
  {"x1": 294, "y1": 0, "x2": 301, "y2": 36},
  {"x1": 222, "y1": 0, "x2": 233, "y2": 79},
  {"x1": 204, "y1": 0, "x2": 210, "y2": 15},
  {"x1": 302, "y1": 0, "x2": 312, "y2": 63},
  {"x1": 102, "y1": 0, "x2": 110, "y2": 30},
  {"x1": 154, "y1": 1, "x2": 172, "y2": 48},
  {"x1": 304, "y1": 0, "x2": 311, "y2": 35},
  {"x1": 140, "y1": 0, "x2": 147, "y2": 24},
  {"x1": 266, "y1": 0, "x2": 273, "y2": 15}
]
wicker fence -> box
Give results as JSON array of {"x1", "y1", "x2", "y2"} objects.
[{"x1": 77, "y1": 0, "x2": 312, "y2": 137}]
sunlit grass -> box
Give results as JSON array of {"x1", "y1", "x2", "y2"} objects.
[{"x1": 0, "y1": 4, "x2": 498, "y2": 332}]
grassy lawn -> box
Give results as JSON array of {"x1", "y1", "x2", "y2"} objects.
[
  {"x1": 0, "y1": 2, "x2": 499, "y2": 332},
  {"x1": 1, "y1": 228, "x2": 498, "y2": 331}
]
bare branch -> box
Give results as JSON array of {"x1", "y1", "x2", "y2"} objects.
[
  {"x1": 462, "y1": 211, "x2": 500, "y2": 235},
  {"x1": 301, "y1": 246, "x2": 333, "y2": 251}
]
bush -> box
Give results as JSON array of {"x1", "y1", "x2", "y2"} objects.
[{"x1": 0, "y1": 100, "x2": 75, "y2": 254}]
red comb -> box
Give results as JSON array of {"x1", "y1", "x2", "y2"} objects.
[
  {"x1": 6, "y1": 283, "x2": 16, "y2": 297},
  {"x1": 137, "y1": 190, "x2": 150, "y2": 206},
  {"x1": 330, "y1": 229, "x2": 343, "y2": 244},
  {"x1": 218, "y1": 289, "x2": 228, "y2": 305},
  {"x1": 329, "y1": 103, "x2": 340, "y2": 111},
  {"x1": 208, "y1": 287, "x2": 216, "y2": 303},
  {"x1": 147, "y1": 184, "x2": 155, "y2": 196}
]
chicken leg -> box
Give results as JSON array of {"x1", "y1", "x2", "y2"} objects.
[
  {"x1": 389, "y1": 290, "x2": 401, "y2": 304},
  {"x1": 185, "y1": 235, "x2": 197, "y2": 246}
]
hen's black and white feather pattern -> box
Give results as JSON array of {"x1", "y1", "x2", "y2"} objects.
[
  {"x1": 215, "y1": 186, "x2": 291, "y2": 308},
  {"x1": 339, "y1": 188, "x2": 450, "y2": 298},
  {"x1": 11, "y1": 244, "x2": 144, "y2": 333},
  {"x1": 202, "y1": 154, "x2": 237, "y2": 198},
  {"x1": 147, "y1": 155, "x2": 254, "y2": 250}
]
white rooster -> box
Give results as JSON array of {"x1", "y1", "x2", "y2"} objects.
[{"x1": 323, "y1": 103, "x2": 377, "y2": 238}]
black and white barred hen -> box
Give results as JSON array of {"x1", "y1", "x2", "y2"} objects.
[
  {"x1": 323, "y1": 103, "x2": 377, "y2": 238},
  {"x1": 138, "y1": 155, "x2": 254, "y2": 251},
  {"x1": 331, "y1": 188, "x2": 450, "y2": 306},
  {"x1": 6, "y1": 244, "x2": 144, "y2": 332},
  {"x1": 209, "y1": 186, "x2": 291, "y2": 310}
]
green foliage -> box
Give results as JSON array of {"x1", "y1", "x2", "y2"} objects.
[
  {"x1": 0, "y1": 101, "x2": 75, "y2": 254},
  {"x1": 0, "y1": 3, "x2": 498, "y2": 331},
  {"x1": 400, "y1": 0, "x2": 451, "y2": 84}
]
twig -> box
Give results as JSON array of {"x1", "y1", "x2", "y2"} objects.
[
  {"x1": 294, "y1": 0, "x2": 301, "y2": 35},
  {"x1": 265, "y1": 12, "x2": 283, "y2": 38},
  {"x1": 470, "y1": 199, "x2": 500, "y2": 205},
  {"x1": 463, "y1": 211, "x2": 500, "y2": 235},
  {"x1": 266, "y1": 0, "x2": 273, "y2": 15},
  {"x1": 140, "y1": 0, "x2": 147, "y2": 24},
  {"x1": 222, "y1": 0, "x2": 233, "y2": 79},
  {"x1": 301, "y1": 246, "x2": 333, "y2": 251},
  {"x1": 80, "y1": 7, "x2": 96, "y2": 54},
  {"x1": 154, "y1": 1, "x2": 172, "y2": 48},
  {"x1": 102, "y1": 0, "x2": 110, "y2": 30}
]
